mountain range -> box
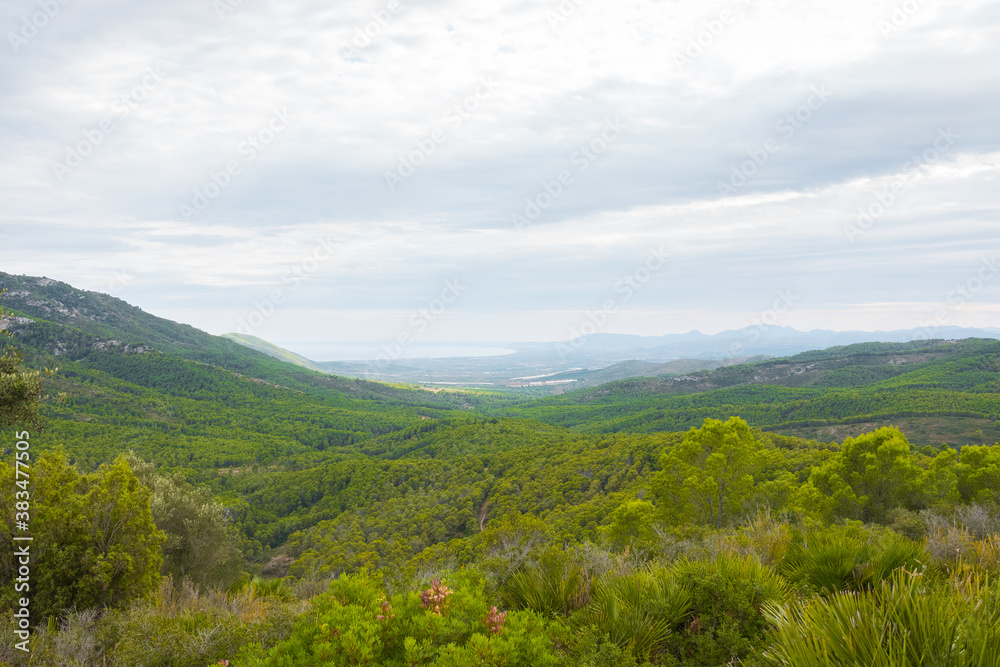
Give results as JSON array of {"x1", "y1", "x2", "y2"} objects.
[{"x1": 4, "y1": 268, "x2": 1000, "y2": 576}]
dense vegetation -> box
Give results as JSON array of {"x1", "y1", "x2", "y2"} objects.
[
  {"x1": 503, "y1": 339, "x2": 1000, "y2": 441},
  {"x1": 3, "y1": 273, "x2": 1000, "y2": 665}
]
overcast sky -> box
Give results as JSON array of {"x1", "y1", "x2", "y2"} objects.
[{"x1": 1, "y1": 0, "x2": 999, "y2": 356}]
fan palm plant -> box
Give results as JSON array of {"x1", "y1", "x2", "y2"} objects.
[{"x1": 762, "y1": 570, "x2": 1000, "y2": 666}]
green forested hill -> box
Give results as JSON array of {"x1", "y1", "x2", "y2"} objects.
[
  {"x1": 7, "y1": 275, "x2": 1000, "y2": 665},
  {"x1": 0, "y1": 271, "x2": 513, "y2": 412},
  {"x1": 503, "y1": 338, "x2": 1000, "y2": 445},
  {"x1": 4, "y1": 274, "x2": 1000, "y2": 557},
  {"x1": 0, "y1": 275, "x2": 535, "y2": 505},
  {"x1": 222, "y1": 332, "x2": 329, "y2": 372},
  {"x1": 0, "y1": 272, "x2": 237, "y2": 355}
]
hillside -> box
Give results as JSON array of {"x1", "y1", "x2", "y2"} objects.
[
  {"x1": 0, "y1": 273, "x2": 537, "y2": 482},
  {"x1": 222, "y1": 332, "x2": 329, "y2": 373},
  {"x1": 6, "y1": 274, "x2": 1000, "y2": 558},
  {"x1": 566, "y1": 326, "x2": 1000, "y2": 359},
  {"x1": 501, "y1": 356, "x2": 769, "y2": 390},
  {"x1": 1, "y1": 272, "x2": 237, "y2": 356},
  {"x1": 0, "y1": 271, "x2": 512, "y2": 411},
  {"x1": 6, "y1": 274, "x2": 1000, "y2": 666},
  {"x1": 506, "y1": 339, "x2": 1000, "y2": 446}
]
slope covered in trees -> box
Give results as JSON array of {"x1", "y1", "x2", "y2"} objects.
[
  {"x1": 0, "y1": 272, "x2": 516, "y2": 414},
  {"x1": 504, "y1": 338, "x2": 1000, "y2": 446},
  {"x1": 4, "y1": 275, "x2": 1000, "y2": 665}
]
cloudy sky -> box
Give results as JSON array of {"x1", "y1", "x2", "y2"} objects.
[{"x1": 1, "y1": 0, "x2": 999, "y2": 357}]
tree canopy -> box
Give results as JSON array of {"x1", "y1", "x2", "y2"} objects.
[
  {"x1": 0, "y1": 291, "x2": 45, "y2": 429},
  {"x1": 0, "y1": 451, "x2": 165, "y2": 617},
  {"x1": 654, "y1": 417, "x2": 777, "y2": 527}
]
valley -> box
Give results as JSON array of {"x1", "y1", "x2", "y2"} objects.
[{"x1": 4, "y1": 271, "x2": 1000, "y2": 665}]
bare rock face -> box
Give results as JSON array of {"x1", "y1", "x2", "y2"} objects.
[{"x1": 0, "y1": 315, "x2": 34, "y2": 332}]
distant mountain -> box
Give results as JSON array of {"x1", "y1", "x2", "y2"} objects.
[
  {"x1": 0, "y1": 269, "x2": 503, "y2": 548},
  {"x1": 501, "y1": 356, "x2": 769, "y2": 390},
  {"x1": 311, "y1": 349, "x2": 768, "y2": 392},
  {"x1": 0, "y1": 271, "x2": 481, "y2": 408},
  {"x1": 223, "y1": 333, "x2": 328, "y2": 373},
  {"x1": 561, "y1": 325, "x2": 1000, "y2": 360},
  {"x1": 509, "y1": 338, "x2": 1000, "y2": 446},
  {"x1": 1, "y1": 272, "x2": 236, "y2": 356},
  {"x1": 568, "y1": 339, "x2": 968, "y2": 398},
  {"x1": 297, "y1": 322, "x2": 1000, "y2": 392},
  {"x1": 8, "y1": 269, "x2": 1000, "y2": 583}
]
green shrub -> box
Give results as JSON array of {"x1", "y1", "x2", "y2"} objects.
[
  {"x1": 559, "y1": 626, "x2": 642, "y2": 667},
  {"x1": 763, "y1": 571, "x2": 1000, "y2": 666},
  {"x1": 712, "y1": 511, "x2": 792, "y2": 566},
  {"x1": 665, "y1": 555, "x2": 788, "y2": 666},
  {"x1": 126, "y1": 453, "x2": 247, "y2": 592},
  {"x1": 0, "y1": 452, "x2": 165, "y2": 619},
  {"x1": 574, "y1": 567, "x2": 691, "y2": 662},
  {"x1": 109, "y1": 577, "x2": 303, "y2": 667},
  {"x1": 501, "y1": 548, "x2": 592, "y2": 618},
  {"x1": 780, "y1": 523, "x2": 926, "y2": 595},
  {"x1": 887, "y1": 507, "x2": 927, "y2": 541},
  {"x1": 241, "y1": 577, "x2": 296, "y2": 602},
  {"x1": 8, "y1": 610, "x2": 105, "y2": 666},
  {"x1": 235, "y1": 569, "x2": 564, "y2": 666}
]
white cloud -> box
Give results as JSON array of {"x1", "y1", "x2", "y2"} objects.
[{"x1": 1, "y1": 0, "x2": 999, "y2": 347}]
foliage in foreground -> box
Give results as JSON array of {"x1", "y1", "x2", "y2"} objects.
[
  {"x1": 0, "y1": 451, "x2": 164, "y2": 619},
  {"x1": 0, "y1": 287, "x2": 46, "y2": 429},
  {"x1": 764, "y1": 570, "x2": 1000, "y2": 666},
  {"x1": 7, "y1": 511, "x2": 1000, "y2": 666},
  {"x1": 235, "y1": 569, "x2": 564, "y2": 667},
  {"x1": 0, "y1": 576, "x2": 305, "y2": 666}
]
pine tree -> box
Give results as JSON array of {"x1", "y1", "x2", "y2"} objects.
[{"x1": 0, "y1": 289, "x2": 45, "y2": 428}]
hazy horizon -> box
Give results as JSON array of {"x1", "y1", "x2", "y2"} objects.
[{"x1": 229, "y1": 321, "x2": 1000, "y2": 363}]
